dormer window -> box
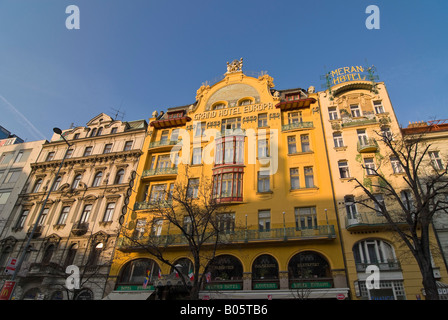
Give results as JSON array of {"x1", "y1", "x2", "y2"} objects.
[
  {"x1": 212, "y1": 102, "x2": 226, "y2": 110},
  {"x1": 168, "y1": 111, "x2": 184, "y2": 119},
  {"x1": 285, "y1": 93, "x2": 300, "y2": 101},
  {"x1": 238, "y1": 98, "x2": 253, "y2": 106}
]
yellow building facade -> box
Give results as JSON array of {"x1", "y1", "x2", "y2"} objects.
[
  {"x1": 106, "y1": 62, "x2": 447, "y2": 300},
  {"x1": 318, "y1": 69, "x2": 448, "y2": 300},
  {"x1": 106, "y1": 60, "x2": 349, "y2": 299}
]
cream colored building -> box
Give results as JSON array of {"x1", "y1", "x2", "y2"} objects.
[
  {"x1": 318, "y1": 72, "x2": 448, "y2": 300},
  {"x1": 0, "y1": 113, "x2": 147, "y2": 300}
]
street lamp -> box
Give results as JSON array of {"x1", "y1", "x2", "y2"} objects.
[{"x1": 9, "y1": 127, "x2": 72, "y2": 297}]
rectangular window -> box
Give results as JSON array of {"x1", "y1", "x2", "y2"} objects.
[
  {"x1": 218, "y1": 213, "x2": 235, "y2": 233},
  {"x1": 258, "y1": 210, "x2": 271, "y2": 232},
  {"x1": 258, "y1": 113, "x2": 268, "y2": 127},
  {"x1": 300, "y1": 134, "x2": 310, "y2": 152},
  {"x1": 345, "y1": 196, "x2": 357, "y2": 219},
  {"x1": 0, "y1": 153, "x2": 13, "y2": 165},
  {"x1": 257, "y1": 172, "x2": 270, "y2": 192},
  {"x1": 373, "y1": 101, "x2": 385, "y2": 114},
  {"x1": 149, "y1": 156, "x2": 156, "y2": 170},
  {"x1": 103, "y1": 143, "x2": 113, "y2": 154},
  {"x1": 295, "y1": 207, "x2": 317, "y2": 230},
  {"x1": 80, "y1": 205, "x2": 91, "y2": 223},
  {"x1": 192, "y1": 147, "x2": 202, "y2": 165},
  {"x1": 14, "y1": 151, "x2": 24, "y2": 163},
  {"x1": 16, "y1": 209, "x2": 29, "y2": 229},
  {"x1": 221, "y1": 117, "x2": 241, "y2": 131},
  {"x1": 401, "y1": 190, "x2": 414, "y2": 211},
  {"x1": 304, "y1": 167, "x2": 314, "y2": 188},
  {"x1": 338, "y1": 161, "x2": 350, "y2": 178},
  {"x1": 429, "y1": 151, "x2": 444, "y2": 170},
  {"x1": 111, "y1": 127, "x2": 118, "y2": 134},
  {"x1": 183, "y1": 216, "x2": 192, "y2": 234},
  {"x1": 170, "y1": 129, "x2": 179, "y2": 142},
  {"x1": 0, "y1": 191, "x2": 11, "y2": 212},
  {"x1": 66, "y1": 149, "x2": 74, "y2": 158},
  {"x1": 380, "y1": 127, "x2": 393, "y2": 140},
  {"x1": 151, "y1": 219, "x2": 163, "y2": 236},
  {"x1": 288, "y1": 112, "x2": 301, "y2": 124},
  {"x1": 364, "y1": 158, "x2": 376, "y2": 175},
  {"x1": 38, "y1": 208, "x2": 49, "y2": 226},
  {"x1": 187, "y1": 178, "x2": 199, "y2": 198},
  {"x1": 328, "y1": 107, "x2": 338, "y2": 120},
  {"x1": 357, "y1": 129, "x2": 369, "y2": 146},
  {"x1": 258, "y1": 138, "x2": 269, "y2": 158},
  {"x1": 287, "y1": 136, "x2": 297, "y2": 154},
  {"x1": 150, "y1": 184, "x2": 167, "y2": 202},
  {"x1": 350, "y1": 105, "x2": 362, "y2": 117},
  {"x1": 157, "y1": 155, "x2": 172, "y2": 169},
  {"x1": 123, "y1": 141, "x2": 133, "y2": 151},
  {"x1": 195, "y1": 122, "x2": 206, "y2": 137},
  {"x1": 290, "y1": 168, "x2": 300, "y2": 190},
  {"x1": 333, "y1": 132, "x2": 344, "y2": 148},
  {"x1": 103, "y1": 203, "x2": 115, "y2": 222},
  {"x1": 390, "y1": 156, "x2": 404, "y2": 174},
  {"x1": 133, "y1": 219, "x2": 146, "y2": 239},
  {"x1": 373, "y1": 194, "x2": 385, "y2": 214},
  {"x1": 221, "y1": 173, "x2": 233, "y2": 197},
  {"x1": 57, "y1": 206, "x2": 70, "y2": 225},
  {"x1": 160, "y1": 130, "x2": 169, "y2": 143},
  {"x1": 4, "y1": 171, "x2": 20, "y2": 184},
  {"x1": 83, "y1": 146, "x2": 93, "y2": 157},
  {"x1": 46, "y1": 152, "x2": 55, "y2": 161}
]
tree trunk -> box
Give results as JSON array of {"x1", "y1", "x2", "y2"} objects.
[{"x1": 416, "y1": 248, "x2": 439, "y2": 300}]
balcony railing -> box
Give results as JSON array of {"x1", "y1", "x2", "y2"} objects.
[
  {"x1": 341, "y1": 117, "x2": 377, "y2": 128},
  {"x1": 117, "y1": 225, "x2": 335, "y2": 249},
  {"x1": 71, "y1": 221, "x2": 89, "y2": 236},
  {"x1": 142, "y1": 167, "x2": 178, "y2": 178},
  {"x1": 355, "y1": 260, "x2": 401, "y2": 272},
  {"x1": 281, "y1": 121, "x2": 313, "y2": 132},
  {"x1": 148, "y1": 140, "x2": 180, "y2": 149},
  {"x1": 134, "y1": 200, "x2": 173, "y2": 211},
  {"x1": 357, "y1": 138, "x2": 378, "y2": 153}
]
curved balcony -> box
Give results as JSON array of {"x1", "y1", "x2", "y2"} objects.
[
  {"x1": 71, "y1": 221, "x2": 89, "y2": 236},
  {"x1": 357, "y1": 138, "x2": 378, "y2": 153},
  {"x1": 141, "y1": 167, "x2": 178, "y2": 181},
  {"x1": 281, "y1": 121, "x2": 313, "y2": 132},
  {"x1": 148, "y1": 140, "x2": 180, "y2": 152}
]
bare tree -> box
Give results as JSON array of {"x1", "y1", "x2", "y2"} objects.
[
  {"x1": 349, "y1": 128, "x2": 448, "y2": 300},
  {"x1": 121, "y1": 167, "x2": 237, "y2": 299}
]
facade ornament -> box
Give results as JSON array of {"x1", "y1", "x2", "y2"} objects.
[
  {"x1": 308, "y1": 86, "x2": 315, "y2": 93},
  {"x1": 226, "y1": 58, "x2": 243, "y2": 74}
]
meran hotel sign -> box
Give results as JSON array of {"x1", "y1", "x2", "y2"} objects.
[
  {"x1": 330, "y1": 66, "x2": 368, "y2": 85},
  {"x1": 194, "y1": 103, "x2": 274, "y2": 121}
]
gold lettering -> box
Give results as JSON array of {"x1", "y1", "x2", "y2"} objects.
[
  {"x1": 356, "y1": 66, "x2": 364, "y2": 73},
  {"x1": 343, "y1": 67, "x2": 350, "y2": 74}
]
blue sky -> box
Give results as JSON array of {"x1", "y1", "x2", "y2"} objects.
[{"x1": 0, "y1": 0, "x2": 447, "y2": 141}]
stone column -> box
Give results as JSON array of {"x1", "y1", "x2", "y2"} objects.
[
  {"x1": 243, "y1": 272, "x2": 251, "y2": 290},
  {"x1": 279, "y1": 271, "x2": 289, "y2": 289}
]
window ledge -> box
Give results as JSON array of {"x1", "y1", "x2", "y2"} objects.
[
  {"x1": 334, "y1": 146, "x2": 347, "y2": 151},
  {"x1": 287, "y1": 151, "x2": 314, "y2": 156},
  {"x1": 257, "y1": 191, "x2": 273, "y2": 195}
]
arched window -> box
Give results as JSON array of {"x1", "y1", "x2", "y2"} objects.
[
  {"x1": 171, "y1": 258, "x2": 194, "y2": 279},
  {"x1": 90, "y1": 128, "x2": 97, "y2": 137},
  {"x1": 97, "y1": 127, "x2": 103, "y2": 136},
  {"x1": 118, "y1": 258, "x2": 161, "y2": 286},
  {"x1": 87, "y1": 242, "x2": 103, "y2": 266},
  {"x1": 42, "y1": 244, "x2": 55, "y2": 264},
  {"x1": 52, "y1": 176, "x2": 62, "y2": 191},
  {"x1": 288, "y1": 251, "x2": 332, "y2": 289},
  {"x1": 72, "y1": 174, "x2": 82, "y2": 189},
  {"x1": 252, "y1": 254, "x2": 279, "y2": 290},
  {"x1": 92, "y1": 171, "x2": 103, "y2": 187},
  {"x1": 353, "y1": 239, "x2": 397, "y2": 268},
  {"x1": 33, "y1": 179, "x2": 43, "y2": 193},
  {"x1": 114, "y1": 169, "x2": 125, "y2": 184},
  {"x1": 206, "y1": 255, "x2": 243, "y2": 287},
  {"x1": 64, "y1": 243, "x2": 78, "y2": 267},
  {"x1": 238, "y1": 98, "x2": 253, "y2": 106}
]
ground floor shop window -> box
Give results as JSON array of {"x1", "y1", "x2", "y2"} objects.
[
  {"x1": 357, "y1": 280, "x2": 406, "y2": 300},
  {"x1": 252, "y1": 254, "x2": 279, "y2": 290},
  {"x1": 288, "y1": 251, "x2": 333, "y2": 289},
  {"x1": 205, "y1": 255, "x2": 243, "y2": 290}
]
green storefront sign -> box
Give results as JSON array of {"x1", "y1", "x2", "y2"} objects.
[
  {"x1": 115, "y1": 285, "x2": 154, "y2": 291},
  {"x1": 291, "y1": 281, "x2": 332, "y2": 289},
  {"x1": 253, "y1": 283, "x2": 279, "y2": 290},
  {"x1": 205, "y1": 283, "x2": 242, "y2": 290}
]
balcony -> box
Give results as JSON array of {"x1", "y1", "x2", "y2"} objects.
[
  {"x1": 142, "y1": 167, "x2": 178, "y2": 179},
  {"x1": 26, "y1": 225, "x2": 44, "y2": 239},
  {"x1": 355, "y1": 260, "x2": 401, "y2": 272},
  {"x1": 341, "y1": 117, "x2": 377, "y2": 128},
  {"x1": 357, "y1": 138, "x2": 378, "y2": 153},
  {"x1": 134, "y1": 200, "x2": 173, "y2": 211},
  {"x1": 345, "y1": 212, "x2": 406, "y2": 231},
  {"x1": 117, "y1": 225, "x2": 335, "y2": 250},
  {"x1": 216, "y1": 128, "x2": 246, "y2": 138},
  {"x1": 148, "y1": 140, "x2": 180, "y2": 151},
  {"x1": 281, "y1": 121, "x2": 313, "y2": 132},
  {"x1": 71, "y1": 221, "x2": 89, "y2": 236}
]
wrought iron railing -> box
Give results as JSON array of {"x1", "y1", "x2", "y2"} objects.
[
  {"x1": 142, "y1": 167, "x2": 178, "y2": 177},
  {"x1": 281, "y1": 121, "x2": 314, "y2": 131}
]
